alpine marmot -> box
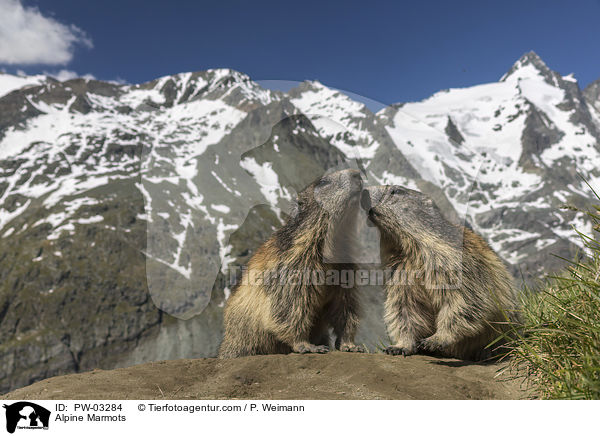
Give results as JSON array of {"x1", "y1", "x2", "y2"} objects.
[
  {"x1": 219, "y1": 169, "x2": 365, "y2": 358},
  {"x1": 362, "y1": 185, "x2": 518, "y2": 361}
]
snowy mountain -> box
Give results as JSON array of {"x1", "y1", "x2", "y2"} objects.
[
  {"x1": 1, "y1": 51, "x2": 599, "y2": 392},
  {"x1": 0, "y1": 72, "x2": 47, "y2": 99},
  {"x1": 380, "y1": 52, "x2": 600, "y2": 274},
  {"x1": 584, "y1": 77, "x2": 600, "y2": 113}
]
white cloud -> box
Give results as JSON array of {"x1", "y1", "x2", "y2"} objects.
[
  {"x1": 0, "y1": 0, "x2": 92, "y2": 65},
  {"x1": 44, "y1": 69, "x2": 95, "y2": 81}
]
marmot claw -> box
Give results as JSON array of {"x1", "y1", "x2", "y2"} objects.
[
  {"x1": 294, "y1": 343, "x2": 330, "y2": 354},
  {"x1": 340, "y1": 344, "x2": 367, "y2": 353},
  {"x1": 384, "y1": 346, "x2": 415, "y2": 356}
]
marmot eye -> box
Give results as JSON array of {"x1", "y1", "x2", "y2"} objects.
[
  {"x1": 391, "y1": 187, "x2": 404, "y2": 196},
  {"x1": 316, "y1": 179, "x2": 331, "y2": 187}
]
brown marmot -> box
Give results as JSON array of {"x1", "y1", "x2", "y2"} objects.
[
  {"x1": 219, "y1": 169, "x2": 366, "y2": 358},
  {"x1": 361, "y1": 185, "x2": 518, "y2": 361}
]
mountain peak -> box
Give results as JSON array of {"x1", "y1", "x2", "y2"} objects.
[
  {"x1": 500, "y1": 51, "x2": 554, "y2": 83},
  {"x1": 517, "y1": 50, "x2": 546, "y2": 65},
  {"x1": 291, "y1": 80, "x2": 325, "y2": 93},
  {"x1": 583, "y1": 77, "x2": 600, "y2": 111},
  {"x1": 0, "y1": 72, "x2": 48, "y2": 98}
]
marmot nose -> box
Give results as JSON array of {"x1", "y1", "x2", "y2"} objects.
[
  {"x1": 360, "y1": 189, "x2": 371, "y2": 211},
  {"x1": 348, "y1": 170, "x2": 362, "y2": 187}
]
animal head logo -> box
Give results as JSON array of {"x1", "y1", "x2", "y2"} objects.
[{"x1": 2, "y1": 402, "x2": 50, "y2": 434}]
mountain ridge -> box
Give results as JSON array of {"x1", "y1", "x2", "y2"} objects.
[{"x1": 0, "y1": 52, "x2": 599, "y2": 393}]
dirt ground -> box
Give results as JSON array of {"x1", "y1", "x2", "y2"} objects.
[{"x1": 2, "y1": 352, "x2": 529, "y2": 400}]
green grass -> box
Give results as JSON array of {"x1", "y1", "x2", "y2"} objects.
[{"x1": 507, "y1": 192, "x2": 600, "y2": 399}]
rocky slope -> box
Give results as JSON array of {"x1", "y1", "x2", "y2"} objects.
[
  {"x1": 584, "y1": 77, "x2": 600, "y2": 113},
  {"x1": 0, "y1": 52, "x2": 599, "y2": 393}
]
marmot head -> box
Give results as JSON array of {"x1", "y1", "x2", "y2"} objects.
[
  {"x1": 361, "y1": 185, "x2": 455, "y2": 248},
  {"x1": 276, "y1": 169, "x2": 363, "y2": 260},
  {"x1": 294, "y1": 168, "x2": 363, "y2": 222}
]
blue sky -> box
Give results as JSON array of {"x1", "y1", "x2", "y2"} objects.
[{"x1": 2, "y1": 0, "x2": 600, "y2": 106}]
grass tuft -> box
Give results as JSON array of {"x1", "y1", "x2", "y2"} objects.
[{"x1": 507, "y1": 193, "x2": 600, "y2": 399}]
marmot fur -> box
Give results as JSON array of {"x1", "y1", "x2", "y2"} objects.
[
  {"x1": 219, "y1": 169, "x2": 365, "y2": 358},
  {"x1": 362, "y1": 185, "x2": 518, "y2": 361}
]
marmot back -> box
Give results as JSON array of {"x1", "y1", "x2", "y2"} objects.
[
  {"x1": 362, "y1": 185, "x2": 519, "y2": 361},
  {"x1": 219, "y1": 169, "x2": 365, "y2": 358}
]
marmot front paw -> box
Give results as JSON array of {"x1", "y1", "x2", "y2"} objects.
[
  {"x1": 340, "y1": 343, "x2": 367, "y2": 353},
  {"x1": 419, "y1": 335, "x2": 449, "y2": 353},
  {"x1": 293, "y1": 343, "x2": 329, "y2": 354},
  {"x1": 384, "y1": 345, "x2": 416, "y2": 356}
]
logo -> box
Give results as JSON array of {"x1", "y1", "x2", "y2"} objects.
[{"x1": 2, "y1": 402, "x2": 50, "y2": 434}]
